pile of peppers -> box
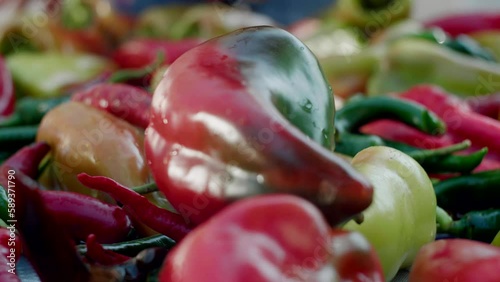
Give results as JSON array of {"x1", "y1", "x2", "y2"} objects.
[{"x1": 0, "y1": 1, "x2": 499, "y2": 281}]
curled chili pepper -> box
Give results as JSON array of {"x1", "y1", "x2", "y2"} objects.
[
  {"x1": 84, "y1": 234, "x2": 130, "y2": 266},
  {"x1": 77, "y1": 173, "x2": 191, "y2": 242},
  {"x1": 146, "y1": 26, "x2": 373, "y2": 227},
  {"x1": 71, "y1": 83, "x2": 152, "y2": 129},
  {"x1": 0, "y1": 142, "x2": 50, "y2": 190},
  {"x1": 0, "y1": 56, "x2": 14, "y2": 119}
]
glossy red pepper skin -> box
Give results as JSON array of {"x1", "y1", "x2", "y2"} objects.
[
  {"x1": 112, "y1": 38, "x2": 201, "y2": 70},
  {"x1": 409, "y1": 239, "x2": 500, "y2": 282},
  {"x1": 0, "y1": 228, "x2": 20, "y2": 282},
  {"x1": 77, "y1": 173, "x2": 191, "y2": 242},
  {"x1": 72, "y1": 83, "x2": 152, "y2": 129},
  {"x1": 145, "y1": 26, "x2": 372, "y2": 227},
  {"x1": 424, "y1": 12, "x2": 500, "y2": 37},
  {"x1": 160, "y1": 194, "x2": 384, "y2": 282},
  {"x1": 0, "y1": 56, "x2": 14, "y2": 119},
  {"x1": 0, "y1": 142, "x2": 50, "y2": 190},
  {"x1": 466, "y1": 93, "x2": 500, "y2": 120}
]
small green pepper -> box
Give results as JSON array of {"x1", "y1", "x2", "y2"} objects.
[{"x1": 6, "y1": 52, "x2": 113, "y2": 98}]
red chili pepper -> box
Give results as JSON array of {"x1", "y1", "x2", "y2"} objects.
[
  {"x1": 84, "y1": 234, "x2": 130, "y2": 266},
  {"x1": 0, "y1": 56, "x2": 15, "y2": 119},
  {"x1": 0, "y1": 142, "x2": 50, "y2": 190},
  {"x1": 16, "y1": 171, "x2": 90, "y2": 282},
  {"x1": 12, "y1": 171, "x2": 131, "y2": 244},
  {"x1": 41, "y1": 190, "x2": 132, "y2": 244},
  {"x1": 71, "y1": 83, "x2": 152, "y2": 128},
  {"x1": 409, "y1": 239, "x2": 500, "y2": 282},
  {"x1": 466, "y1": 93, "x2": 500, "y2": 120},
  {"x1": 77, "y1": 173, "x2": 191, "y2": 242},
  {"x1": 160, "y1": 194, "x2": 384, "y2": 282},
  {"x1": 0, "y1": 228, "x2": 20, "y2": 282},
  {"x1": 361, "y1": 119, "x2": 454, "y2": 149},
  {"x1": 400, "y1": 85, "x2": 500, "y2": 161},
  {"x1": 112, "y1": 38, "x2": 201, "y2": 70},
  {"x1": 424, "y1": 12, "x2": 500, "y2": 37}
]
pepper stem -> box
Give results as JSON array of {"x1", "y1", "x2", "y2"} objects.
[
  {"x1": 408, "y1": 139, "x2": 471, "y2": 162},
  {"x1": 436, "y1": 206, "x2": 453, "y2": 232},
  {"x1": 131, "y1": 182, "x2": 158, "y2": 194}
]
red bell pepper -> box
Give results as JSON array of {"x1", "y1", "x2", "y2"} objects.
[
  {"x1": 424, "y1": 12, "x2": 500, "y2": 37},
  {"x1": 145, "y1": 26, "x2": 373, "y2": 227},
  {"x1": 72, "y1": 83, "x2": 152, "y2": 129},
  {"x1": 160, "y1": 194, "x2": 384, "y2": 282},
  {"x1": 0, "y1": 56, "x2": 14, "y2": 119},
  {"x1": 409, "y1": 239, "x2": 500, "y2": 282}
]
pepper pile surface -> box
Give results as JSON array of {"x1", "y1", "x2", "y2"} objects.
[{"x1": 0, "y1": 1, "x2": 499, "y2": 282}]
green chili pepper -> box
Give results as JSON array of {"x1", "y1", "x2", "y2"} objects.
[
  {"x1": 384, "y1": 140, "x2": 487, "y2": 173},
  {"x1": 437, "y1": 208, "x2": 500, "y2": 243},
  {"x1": 434, "y1": 170, "x2": 500, "y2": 213},
  {"x1": 0, "y1": 125, "x2": 38, "y2": 151},
  {"x1": 77, "y1": 234, "x2": 176, "y2": 257},
  {"x1": 335, "y1": 96, "x2": 445, "y2": 134},
  {"x1": 0, "y1": 96, "x2": 69, "y2": 127}
]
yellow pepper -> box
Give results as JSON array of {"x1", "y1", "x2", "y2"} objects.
[{"x1": 36, "y1": 102, "x2": 148, "y2": 199}]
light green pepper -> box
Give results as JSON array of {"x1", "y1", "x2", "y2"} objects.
[
  {"x1": 492, "y1": 230, "x2": 500, "y2": 247},
  {"x1": 367, "y1": 38, "x2": 500, "y2": 96},
  {"x1": 6, "y1": 51, "x2": 113, "y2": 98},
  {"x1": 344, "y1": 146, "x2": 437, "y2": 281}
]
